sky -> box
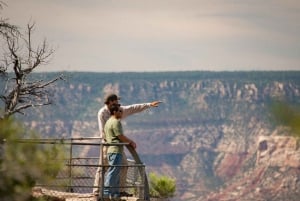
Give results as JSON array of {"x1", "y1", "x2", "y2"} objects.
[{"x1": 1, "y1": 0, "x2": 300, "y2": 72}]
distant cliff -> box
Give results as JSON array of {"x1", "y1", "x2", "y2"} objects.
[{"x1": 13, "y1": 71, "x2": 300, "y2": 201}]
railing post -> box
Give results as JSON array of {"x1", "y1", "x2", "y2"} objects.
[
  {"x1": 68, "y1": 139, "x2": 73, "y2": 192},
  {"x1": 99, "y1": 139, "x2": 104, "y2": 200},
  {"x1": 126, "y1": 145, "x2": 150, "y2": 201}
]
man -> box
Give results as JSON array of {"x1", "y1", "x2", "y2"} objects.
[
  {"x1": 93, "y1": 93, "x2": 162, "y2": 195},
  {"x1": 103, "y1": 103, "x2": 136, "y2": 199}
]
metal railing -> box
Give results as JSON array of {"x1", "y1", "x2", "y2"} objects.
[{"x1": 17, "y1": 137, "x2": 150, "y2": 201}]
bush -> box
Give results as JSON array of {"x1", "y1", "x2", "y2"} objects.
[
  {"x1": 270, "y1": 101, "x2": 300, "y2": 138},
  {"x1": 0, "y1": 118, "x2": 65, "y2": 201},
  {"x1": 149, "y1": 172, "x2": 176, "y2": 198}
]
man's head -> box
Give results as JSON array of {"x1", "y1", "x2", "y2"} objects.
[
  {"x1": 108, "y1": 103, "x2": 123, "y2": 119},
  {"x1": 104, "y1": 94, "x2": 121, "y2": 105}
]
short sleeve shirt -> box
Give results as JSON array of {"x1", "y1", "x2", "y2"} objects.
[{"x1": 104, "y1": 116, "x2": 123, "y2": 153}]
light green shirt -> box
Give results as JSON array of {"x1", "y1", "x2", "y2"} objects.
[{"x1": 104, "y1": 116, "x2": 124, "y2": 153}]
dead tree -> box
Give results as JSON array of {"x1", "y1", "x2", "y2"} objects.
[{"x1": 0, "y1": 22, "x2": 65, "y2": 119}]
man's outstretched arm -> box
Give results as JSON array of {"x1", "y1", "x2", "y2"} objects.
[{"x1": 121, "y1": 101, "x2": 162, "y2": 118}]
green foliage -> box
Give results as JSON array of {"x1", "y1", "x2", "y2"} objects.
[
  {"x1": 270, "y1": 101, "x2": 300, "y2": 138},
  {"x1": 149, "y1": 172, "x2": 176, "y2": 198},
  {"x1": 0, "y1": 118, "x2": 65, "y2": 201}
]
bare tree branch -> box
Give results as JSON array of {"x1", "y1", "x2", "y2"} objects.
[
  {"x1": 0, "y1": 1, "x2": 20, "y2": 38},
  {"x1": 0, "y1": 21, "x2": 64, "y2": 120}
]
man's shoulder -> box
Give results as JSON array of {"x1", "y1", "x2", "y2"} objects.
[
  {"x1": 105, "y1": 118, "x2": 121, "y2": 131},
  {"x1": 98, "y1": 105, "x2": 109, "y2": 114},
  {"x1": 109, "y1": 117, "x2": 120, "y2": 123}
]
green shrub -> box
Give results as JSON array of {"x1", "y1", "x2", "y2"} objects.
[
  {"x1": 149, "y1": 172, "x2": 176, "y2": 198},
  {"x1": 270, "y1": 101, "x2": 300, "y2": 138},
  {"x1": 0, "y1": 118, "x2": 65, "y2": 201}
]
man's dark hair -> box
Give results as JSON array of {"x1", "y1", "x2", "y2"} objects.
[{"x1": 104, "y1": 94, "x2": 120, "y2": 104}]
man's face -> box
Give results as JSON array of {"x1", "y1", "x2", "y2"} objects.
[
  {"x1": 115, "y1": 108, "x2": 123, "y2": 119},
  {"x1": 108, "y1": 99, "x2": 119, "y2": 107}
]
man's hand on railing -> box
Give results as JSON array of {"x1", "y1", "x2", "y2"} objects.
[
  {"x1": 118, "y1": 135, "x2": 137, "y2": 149},
  {"x1": 129, "y1": 140, "x2": 137, "y2": 149}
]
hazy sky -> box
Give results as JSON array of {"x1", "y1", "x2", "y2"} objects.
[{"x1": 1, "y1": 0, "x2": 300, "y2": 72}]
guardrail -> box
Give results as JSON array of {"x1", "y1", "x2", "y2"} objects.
[{"x1": 17, "y1": 137, "x2": 150, "y2": 201}]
